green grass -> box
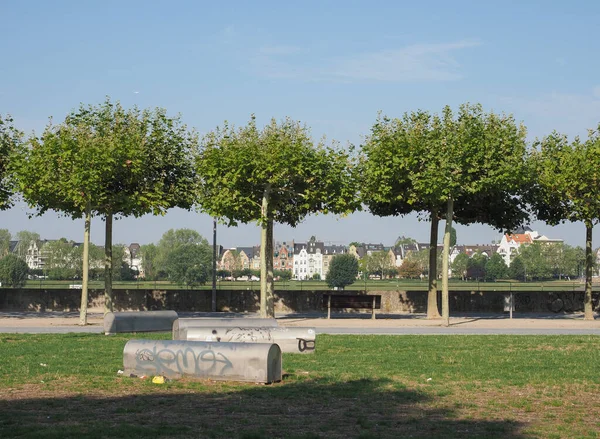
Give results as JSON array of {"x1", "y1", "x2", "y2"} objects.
[{"x1": 1, "y1": 334, "x2": 599, "y2": 438}]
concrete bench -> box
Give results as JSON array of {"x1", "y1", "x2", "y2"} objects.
[
  {"x1": 123, "y1": 339, "x2": 282, "y2": 384},
  {"x1": 323, "y1": 294, "x2": 382, "y2": 319},
  {"x1": 172, "y1": 317, "x2": 278, "y2": 340},
  {"x1": 181, "y1": 326, "x2": 316, "y2": 354},
  {"x1": 104, "y1": 311, "x2": 179, "y2": 335}
]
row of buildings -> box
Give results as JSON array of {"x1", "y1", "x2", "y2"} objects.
[
  {"x1": 3, "y1": 227, "x2": 563, "y2": 280},
  {"x1": 218, "y1": 227, "x2": 564, "y2": 279}
]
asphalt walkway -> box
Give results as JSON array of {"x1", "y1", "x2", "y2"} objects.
[{"x1": 1, "y1": 311, "x2": 598, "y2": 335}]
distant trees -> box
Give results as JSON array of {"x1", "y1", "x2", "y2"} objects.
[
  {"x1": 364, "y1": 251, "x2": 394, "y2": 279},
  {"x1": 451, "y1": 253, "x2": 470, "y2": 280},
  {"x1": 0, "y1": 229, "x2": 11, "y2": 257},
  {"x1": 398, "y1": 260, "x2": 422, "y2": 279},
  {"x1": 484, "y1": 253, "x2": 507, "y2": 281},
  {"x1": 326, "y1": 254, "x2": 359, "y2": 290},
  {"x1": 152, "y1": 229, "x2": 212, "y2": 288},
  {"x1": 0, "y1": 254, "x2": 28, "y2": 288}
]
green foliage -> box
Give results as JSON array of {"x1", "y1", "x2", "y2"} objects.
[
  {"x1": 508, "y1": 256, "x2": 526, "y2": 281},
  {"x1": 394, "y1": 236, "x2": 416, "y2": 246},
  {"x1": 165, "y1": 243, "x2": 211, "y2": 287},
  {"x1": 197, "y1": 116, "x2": 359, "y2": 315},
  {"x1": 364, "y1": 251, "x2": 394, "y2": 279},
  {"x1": 12, "y1": 99, "x2": 198, "y2": 310},
  {"x1": 275, "y1": 270, "x2": 292, "y2": 281},
  {"x1": 326, "y1": 254, "x2": 359, "y2": 289},
  {"x1": 139, "y1": 244, "x2": 158, "y2": 280},
  {"x1": 154, "y1": 229, "x2": 212, "y2": 287},
  {"x1": 467, "y1": 252, "x2": 488, "y2": 281},
  {"x1": 197, "y1": 116, "x2": 358, "y2": 227},
  {"x1": 450, "y1": 227, "x2": 457, "y2": 247},
  {"x1": 0, "y1": 229, "x2": 11, "y2": 257},
  {"x1": 0, "y1": 254, "x2": 28, "y2": 287},
  {"x1": 311, "y1": 272, "x2": 321, "y2": 281},
  {"x1": 519, "y1": 242, "x2": 553, "y2": 280},
  {"x1": 361, "y1": 104, "x2": 529, "y2": 320},
  {"x1": 14, "y1": 230, "x2": 40, "y2": 260},
  {"x1": 0, "y1": 114, "x2": 22, "y2": 209},
  {"x1": 398, "y1": 259, "x2": 421, "y2": 279},
  {"x1": 155, "y1": 229, "x2": 209, "y2": 279},
  {"x1": 451, "y1": 253, "x2": 470, "y2": 280},
  {"x1": 528, "y1": 127, "x2": 600, "y2": 318},
  {"x1": 43, "y1": 239, "x2": 78, "y2": 280},
  {"x1": 484, "y1": 253, "x2": 507, "y2": 281},
  {"x1": 404, "y1": 249, "x2": 430, "y2": 276}
]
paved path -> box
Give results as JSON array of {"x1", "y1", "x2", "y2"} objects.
[{"x1": 1, "y1": 311, "x2": 598, "y2": 335}]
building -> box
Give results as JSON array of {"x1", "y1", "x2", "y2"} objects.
[
  {"x1": 497, "y1": 227, "x2": 563, "y2": 266},
  {"x1": 293, "y1": 237, "x2": 324, "y2": 280}
]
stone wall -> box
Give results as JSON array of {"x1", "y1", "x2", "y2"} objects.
[{"x1": 0, "y1": 288, "x2": 598, "y2": 314}]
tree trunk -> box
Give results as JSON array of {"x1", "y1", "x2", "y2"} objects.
[
  {"x1": 266, "y1": 218, "x2": 275, "y2": 317},
  {"x1": 442, "y1": 197, "x2": 454, "y2": 327},
  {"x1": 79, "y1": 203, "x2": 91, "y2": 326},
  {"x1": 427, "y1": 209, "x2": 441, "y2": 319},
  {"x1": 260, "y1": 185, "x2": 272, "y2": 318},
  {"x1": 212, "y1": 218, "x2": 217, "y2": 313},
  {"x1": 104, "y1": 213, "x2": 113, "y2": 314},
  {"x1": 584, "y1": 223, "x2": 594, "y2": 320}
]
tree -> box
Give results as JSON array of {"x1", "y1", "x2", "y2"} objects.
[
  {"x1": 165, "y1": 243, "x2": 211, "y2": 288},
  {"x1": 485, "y1": 253, "x2": 507, "y2": 281},
  {"x1": 0, "y1": 254, "x2": 28, "y2": 287},
  {"x1": 139, "y1": 244, "x2": 159, "y2": 280},
  {"x1": 326, "y1": 254, "x2": 359, "y2": 289},
  {"x1": 197, "y1": 116, "x2": 358, "y2": 317},
  {"x1": 519, "y1": 242, "x2": 553, "y2": 280},
  {"x1": 508, "y1": 256, "x2": 526, "y2": 281},
  {"x1": 366, "y1": 251, "x2": 394, "y2": 279},
  {"x1": 0, "y1": 114, "x2": 22, "y2": 210},
  {"x1": 404, "y1": 249, "x2": 429, "y2": 277},
  {"x1": 398, "y1": 260, "x2": 422, "y2": 279},
  {"x1": 395, "y1": 236, "x2": 416, "y2": 246},
  {"x1": 0, "y1": 229, "x2": 11, "y2": 257},
  {"x1": 451, "y1": 253, "x2": 469, "y2": 280},
  {"x1": 361, "y1": 106, "x2": 529, "y2": 325},
  {"x1": 13, "y1": 99, "x2": 197, "y2": 323},
  {"x1": 450, "y1": 227, "x2": 457, "y2": 247},
  {"x1": 529, "y1": 127, "x2": 600, "y2": 319},
  {"x1": 467, "y1": 252, "x2": 488, "y2": 281},
  {"x1": 14, "y1": 230, "x2": 40, "y2": 261},
  {"x1": 43, "y1": 239, "x2": 78, "y2": 280}
]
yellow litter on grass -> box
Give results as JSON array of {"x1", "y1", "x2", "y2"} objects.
[{"x1": 152, "y1": 376, "x2": 166, "y2": 384}]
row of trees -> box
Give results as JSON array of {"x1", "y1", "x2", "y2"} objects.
[{"x1": 1, "y1": 100, "x2": 599, "y2": 323}]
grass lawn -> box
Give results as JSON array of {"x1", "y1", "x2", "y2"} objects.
[{"x1": 0, "y1": 334, "x2": 599, "y2": 438}]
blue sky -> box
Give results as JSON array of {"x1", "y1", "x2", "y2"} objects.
[{"x1": 2, "y1": 0, "x2": 600, "y2": 248}]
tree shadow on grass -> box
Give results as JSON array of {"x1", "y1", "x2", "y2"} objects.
[{"x1": 0, "y1": 377, "x2": 531, "y2": 439}]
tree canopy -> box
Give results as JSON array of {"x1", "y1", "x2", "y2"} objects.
[
  {"x1": 361, "y1": 104, "x2": 529, "y2": 325},
  {"x1": 528, "y1": 126, "x2": 600, "y2": 319},
  {"x1": 0, "y1": 254, "x2": 28, "y2": 288},
  {"x1": 13, "y1": 98, "x2": 197, "y2": 319},
  {"x1": 326, "y1": 254, "x2": 359, "y2": 289},
  {"x1": 196, "y1": 116, "x2": 358, "y2": 317},
  {"x1": 0, "y1": 114, "x2": 22, "y2": 210}
]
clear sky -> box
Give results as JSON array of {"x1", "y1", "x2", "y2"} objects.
[{"x1": 1, "y1": 0, "x2": 600, "y2": 248}]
